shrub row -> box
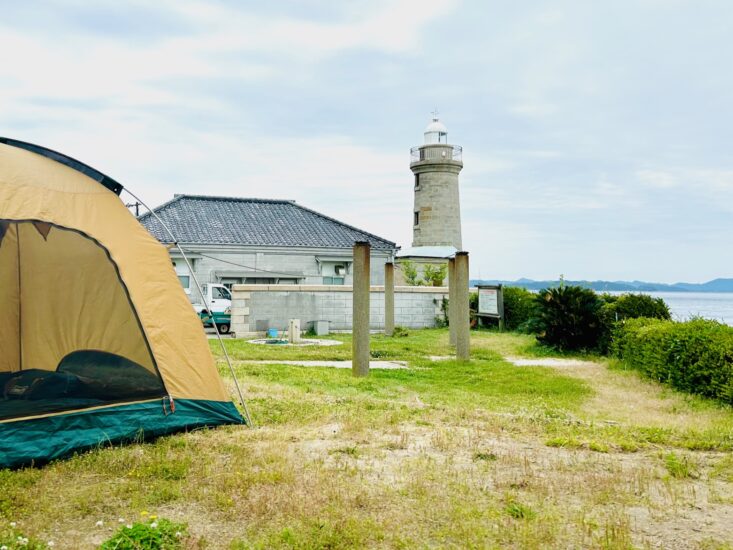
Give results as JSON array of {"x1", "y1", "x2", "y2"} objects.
[
  {"x1": 612, "y1": 318, "x2": 733, "y2": 404},
  {"x1": 527, "y1": 286, "x2": 671, "y2": 351}
]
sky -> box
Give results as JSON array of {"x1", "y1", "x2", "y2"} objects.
[{"x1": 1, "y1": 0, "x2": 731, "y2": 283}]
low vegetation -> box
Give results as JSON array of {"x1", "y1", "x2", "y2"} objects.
[
  {"x1": 613, "y1": 317, "x2": 733, "y2": 404},
  {"x1": 2, "y1": 329, "x2": 733, "y2": 548},
  {"x1": 531, "y1": 286, "x2": 605, "y2": 351}
]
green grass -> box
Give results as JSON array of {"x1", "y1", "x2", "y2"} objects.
[
  {"x1": 664, "y1": 452, "x2": 697, "y2": 479},
  {"x1": 2, "y1": 328, "x2": 733, "y2": 548},
  {"x1": 215, "y1": 328, "x2": 460, "y2": 361}
]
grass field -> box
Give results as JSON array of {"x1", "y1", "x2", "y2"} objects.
[{"x1": 2, "y1": 329, "x2": 733, "y2": 548}]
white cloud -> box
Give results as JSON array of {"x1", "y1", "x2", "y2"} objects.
[
  {"x1": 636, "y1": 168, "x2": 733, "y2": 211},
  {"x1": 636, "y1": 169, "x2": 679, "y2": 189}
]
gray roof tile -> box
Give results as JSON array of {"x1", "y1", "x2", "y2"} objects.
[{"x1": 139, "y1": 195, "x2": 396, "y2": 250}]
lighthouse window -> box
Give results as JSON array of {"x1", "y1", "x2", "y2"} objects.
[
  {"x1": 414, "y1": 174, "x2": 420, "y2": 190},
  {"x1": 414, "y1": 211, "x2": 420, "y2": 226}
]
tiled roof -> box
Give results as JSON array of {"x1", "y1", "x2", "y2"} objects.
[{"x1": 138, "y1": 195, "x2": 396, "y2": 251}]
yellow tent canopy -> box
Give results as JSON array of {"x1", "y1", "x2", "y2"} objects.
[{"x1": 0, "y1": 139, "x2": 243, "y2": 468}]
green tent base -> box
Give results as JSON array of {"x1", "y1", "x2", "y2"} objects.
[{"x1": 0, "y1": 398, "x2": 244, "y2": 469}]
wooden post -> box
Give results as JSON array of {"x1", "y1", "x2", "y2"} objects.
[
  {"x1": 352, "y1": 241, "x2": 371, "y2": 377},
  {"x1": 448, "y1": 257, "x2": 456, "y2": 346},
  {"x1": 498, "y1": 284, "x2": 505, "y2": 332},
  {"x1": 454, "y1": 252, "x2": 470, "y2": 360},
  {"x1": 384, "y1": 261, "x2": 395, "y2": 337}
]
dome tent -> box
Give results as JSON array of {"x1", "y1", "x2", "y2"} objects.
[{"x1": 0, "y1": 138, "x2": 244, "y2": 468}]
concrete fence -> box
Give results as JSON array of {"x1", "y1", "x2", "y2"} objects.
[{"x1": 230, "y1": 284, "x2": 449, "y2": 337}]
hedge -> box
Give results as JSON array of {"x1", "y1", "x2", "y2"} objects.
[{"x1": 613, "y1": 318, "x2": 733, "y2": 404}]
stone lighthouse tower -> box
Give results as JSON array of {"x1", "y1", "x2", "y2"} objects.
[{"x1": 410, "y1": 114, "x2": 463, "y2": 250}]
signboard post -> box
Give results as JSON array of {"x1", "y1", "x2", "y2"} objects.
[{"x1": 477, "y1": 284, "x2": 505, "y2": 331}]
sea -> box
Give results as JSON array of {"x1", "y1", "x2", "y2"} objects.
[{"x1": 606, "y1": 292, "x2": 733, "y2": 326}]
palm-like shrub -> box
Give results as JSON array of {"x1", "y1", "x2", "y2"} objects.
[{"x1": 532, "y1": 286, "x2": 603, "y2": 350}]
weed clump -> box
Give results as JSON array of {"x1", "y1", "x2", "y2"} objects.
[
  {"x1": 100, "y1": 517, "x2": 188, "y2": 549},
  {"x1": 504, "y1": 499, "x2": 536, "y2": 520},
  {"x1": 663, "y1": 452, "x2": 696, "y2": 479}
]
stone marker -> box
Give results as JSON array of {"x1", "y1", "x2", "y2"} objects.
[{"x1": 288, "y1": 318, "x2": 301, "y2": 344}]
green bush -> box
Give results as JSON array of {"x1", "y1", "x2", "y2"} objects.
[
  {"x1": 502, "y1": 286, "x2": 536, "y2": 331},
  {"x1": 400, "y1": 260, "x2": 421, "y2": 286},
  {"x1": 613, "y1": 318, "x2": 733, "y2": 404},
  {"x1": 598, "y1": 293, "x2": 671, "y2": 352},
  {"x1": 422, "y1": 263, "x2": 447, "y2": 286},
  {"x1": 604, "y1": 293, "x2": 671, "y2": 321},
  {"x1": 100, "y1": 518, "x2": 188, "y2": 550},
  {"x1": 530, "y1": 286, "x2": 603, "y2": 351},
  {"x1": 469, "y1": 291, "x2": 479, "y2": 327}
]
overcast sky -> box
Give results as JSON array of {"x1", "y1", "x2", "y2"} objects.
[{"x1": 2, "y1": 1, "x2": 731, "y2": 282}]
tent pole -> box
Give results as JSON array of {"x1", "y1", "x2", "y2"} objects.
[
  {"x1": 16, "y1": 224, "x2": 23, "y2": 371},
  {"x1": 122, "y1": 189, "x2": 254, "y2": 428}
]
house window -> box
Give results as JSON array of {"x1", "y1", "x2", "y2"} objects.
[
  {"x1": 414, "y1": 174, "x2": 420, "y2": 190},
  {"x1": 323, "y1": 276, "x2": 345, "y2": 285},
  {"x1": 174, "y1": 260, "x2": 192, "y2": 294},
  {"x1": 414, "y1": 211, "x2": 420, "y2": 226}
]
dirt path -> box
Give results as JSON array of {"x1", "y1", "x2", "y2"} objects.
[{"x1": 504, "y1": 354, "x2": 733, "y2": 548}]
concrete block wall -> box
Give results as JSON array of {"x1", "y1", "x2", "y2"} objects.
[
  {"x1": 171, "y1": 247, "x2": 391, "y2": 302},
  {"x1": 230, "y1": 284, "x2": 448, "y2": 336}
]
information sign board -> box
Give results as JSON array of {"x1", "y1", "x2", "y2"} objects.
[
  {"x1": 478, "y1": 288, "x2": 499, "y2": 316},
  {"x1": 476, "y1": 284, "x2": 504, "y2": 329}
]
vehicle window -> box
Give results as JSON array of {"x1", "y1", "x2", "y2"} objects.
[{"x1": 212, "y1": 287, "x2": 226, "y2": 299}]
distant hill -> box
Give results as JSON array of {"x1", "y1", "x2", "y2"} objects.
[{"x1": 469, "y1": 278, "x2": 733, "y2": 293}]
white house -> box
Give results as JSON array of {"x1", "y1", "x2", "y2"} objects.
[{"x1": 138, "y1": 195, "x2": 397, "y2": 295}]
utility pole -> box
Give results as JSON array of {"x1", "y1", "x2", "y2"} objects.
[{"x1": 126, "y1": 201, "x2": 142, "y2": 217}]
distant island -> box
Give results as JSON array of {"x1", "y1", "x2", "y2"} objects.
[{"x1": 469, "y1": 278, "x2": 733, "y2": 293}]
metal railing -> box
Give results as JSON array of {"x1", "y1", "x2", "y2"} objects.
[{"x1": 410, "y1": 145, "x2": 463, "y2": 163}]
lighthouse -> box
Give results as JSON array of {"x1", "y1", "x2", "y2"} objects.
[{"x1": 409, "y1": 114, "x2": 463, "y2": 251}]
